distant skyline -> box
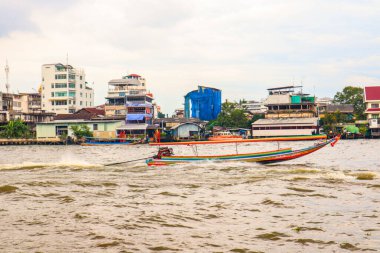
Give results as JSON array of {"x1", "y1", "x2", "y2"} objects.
[{"x1": 1, "y1": 0, "x2": 380, "y2": 114}]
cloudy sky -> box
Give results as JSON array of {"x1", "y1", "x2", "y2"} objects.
[{"x1": 1, "y1": 0, "x2": 380, "y2": 114}]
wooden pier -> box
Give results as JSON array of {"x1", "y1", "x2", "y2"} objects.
[{"x1": 0, "y1": 138, "x2": 64, "y2": 145}]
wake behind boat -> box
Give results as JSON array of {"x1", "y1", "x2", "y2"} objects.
[{"x1": 146, "y1": 136, "x2": 340, "y2": 166}]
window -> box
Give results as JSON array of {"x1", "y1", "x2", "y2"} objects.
[
  {"x1": 69, "y1": 100, "x2": 71, "y2": 104},
  {"x1": 86, "y1": 101, "x2": 87, "y2": 106},
  {"x1": 93, "y1": 124, "x2": 98, "y2": 130},
  {"x1": 56, "y1": 126, "x2": 68, "y2": 136},
  {"x1": 55, "y1": 92, "x2": 67, "y2": 97},
  {"x1": 51, "y1": 101, "x2": 54, "y2": 105},
  {"x1": 86, "y1": 93, "x2": 87, "y2": 98},
  {"x1": 55, "y1": 83, "x2": 67, "y2": 88},
  {"x1": 80, "y1": 92, "x2": 82, "y2": 97},
  {"x1": 80, "y1": 76, "x2": 82, "y2": 80},
  {"x1": 51, "y1": 92, "x2": 54, "y2": 97},
  {"x1": 373, "y1": 114, "x2": 379, "y2": 119},
  {"x1": 80, "y1": 84, "x2": 83, "y2": 89},
  {"x1": 69, "y1": 91, "x2": 76, "y2": 97},
  {"x1": 55, "y1": 74, "x2": 67, "y2": 80},
  {"x1": 55, "y1": 100, "x2": 67, "y2": 105},
  {"x1": 69, "y1": 74, "x2": 75, "y2": 79},
  {"x1": 371, "y1": 103, "x2": 379, "y2": 109},
  {"x1": 69, "y1": 83, "x2": 75, "y2": 88},
  {"x1": 51, "y1": 84, "x2": 54, "y2": 88},
  {"x1": 80, "y1": 101, "x2": 82, "y2": 106}
]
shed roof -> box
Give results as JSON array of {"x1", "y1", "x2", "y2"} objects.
[{"x1": 171, "y1": 122, "x2": 202, "y2": 130}]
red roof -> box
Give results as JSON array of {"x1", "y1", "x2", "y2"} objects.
[
  {"x1": 54, "y1": 107, "x2": 105, "y2": 120},
  {"x1": 366, "y1": 108, "x2": 380, "y2": 112},
  {"x1": 365, "y1": 86, "x2": 380, "y2": 101},
  {"x1": 82, "y1": 107, "x2": 105, "y2": 116},
  {"x1": 128, "y1": 74, "x2": 141, "y2": 77}
]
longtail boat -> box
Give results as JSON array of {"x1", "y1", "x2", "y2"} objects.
[{"x1": 146, "y1": 136, "x2": 340, "y2": 166}]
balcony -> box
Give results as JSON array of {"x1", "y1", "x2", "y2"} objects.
[
  {"x1": 369, "y1": 118, "x2": 380, "y2": 129},
  {"x1": 49, "y1": 97, "x2": 68, "y2": 101}
]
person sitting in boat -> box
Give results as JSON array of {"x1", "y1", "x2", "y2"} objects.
[{"x1": 153, "y1": 147, "x2": 173, "y2": 159}]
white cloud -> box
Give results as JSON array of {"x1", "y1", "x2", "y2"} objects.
[{"x1": 1, "y1": 0, "x2": 380, "y2": 113}]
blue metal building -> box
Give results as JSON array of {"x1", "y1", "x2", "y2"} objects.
[{"x1": 184, "y1": 86, "x2": 222, "y2": 121}]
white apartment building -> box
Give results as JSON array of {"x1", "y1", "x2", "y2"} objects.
[{"x1": 41, "y1": 63, "x2": 94, "y2": 113}]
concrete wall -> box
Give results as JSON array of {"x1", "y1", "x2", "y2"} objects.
[
  {"x1": 36, "y1": 121, "x2": 123, "y2": 139},
  {"x1": 264, "y1": 94, "x2": 290, "y2": 105},
  {"x1": 252, "y1": 129, "x2": 315, "y2": 137}
]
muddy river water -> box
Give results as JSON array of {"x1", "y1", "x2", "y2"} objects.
[{"x1": 0, "y1": 140, "x2": 379, "y2": 252}]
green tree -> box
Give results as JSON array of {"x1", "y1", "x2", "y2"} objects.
[
  {"x1": 70, "y1": 125, "x2": 93, "y2": 140},
  {"x1": 0, "y1": 119, "x2": 30, "y2": 138},
  {"x1": 320, "y1": 110, "x2": 350, "y2": 133},
  {"x1": 333, "y1": 86, "x2": 365, "y2": 120},
  {"x1": 157, "y1": 111, "x2": 165, "y2": 118},
  {"x1": 209, "y1": 101, "x2": 251, "y2": 128},
  {"x1": 251, "y1": 114, "x2": 264, "y2": 123}
]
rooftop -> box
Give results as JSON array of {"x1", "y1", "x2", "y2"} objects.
[
  {"x1": 364, "y1": 86, "x2": 380, "y2": 101},
  {"x1": 267, "y1": 85, "x2": 303, "y2": 91},
  {"x1": 54, "y1": 107, "x2": 105, "y2": 121}
]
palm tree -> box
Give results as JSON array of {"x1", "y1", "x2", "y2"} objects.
[{"x1": 0, "y1": 119, "x2": 30, "y2": 138}]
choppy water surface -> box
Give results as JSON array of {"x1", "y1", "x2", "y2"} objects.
[{"x1": 0, "y1": 140, "x2": 380, "y2": 252}]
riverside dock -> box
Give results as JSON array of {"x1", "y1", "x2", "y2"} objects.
[{"x1": 0, "y1": 138, "x2": 64, "y2": 145}]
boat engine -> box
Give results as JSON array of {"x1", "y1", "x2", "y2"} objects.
[{"x1": 154, "y1": 147, "x2": 174, "y2": 159}]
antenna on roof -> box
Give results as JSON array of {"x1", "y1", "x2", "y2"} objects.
[{"x1": 5, "y1": 59, "x2": 10, "y2": 93}]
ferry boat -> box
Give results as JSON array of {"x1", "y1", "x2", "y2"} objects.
[{"x1": 208, "y1": 131, "x2": 243, "y2": 141}]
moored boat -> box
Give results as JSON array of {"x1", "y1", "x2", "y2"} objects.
[
  {"x1": 81, "y1": 137, "x2": 136, "y2": 146},
  {"x1": 208, "y1": 131, "x2": 243, "y2": 141}
]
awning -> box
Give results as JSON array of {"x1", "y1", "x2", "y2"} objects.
[
  {"x1": 126, "y1": 113, "x2": 153, "y2": 121},
  {"x1": 117, "y1": 123, "x2": 148, "y2": 130},
  {"x1": 127, "y1": 114, "x2": 145, "y2": 120}
]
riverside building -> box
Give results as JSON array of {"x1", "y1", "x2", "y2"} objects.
[
  {"x1": 364, "y1": 86, "x2": 380, "y2": 137},
  {"x1": 105, "y1": 74, "x2": 155, "y2": 136},
  {"x1": 41, "y1": 63, "x2": 94, "y2": 114},
  {"x1": 252, "y1": 86, "x2": 319, "y2": 137}
]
